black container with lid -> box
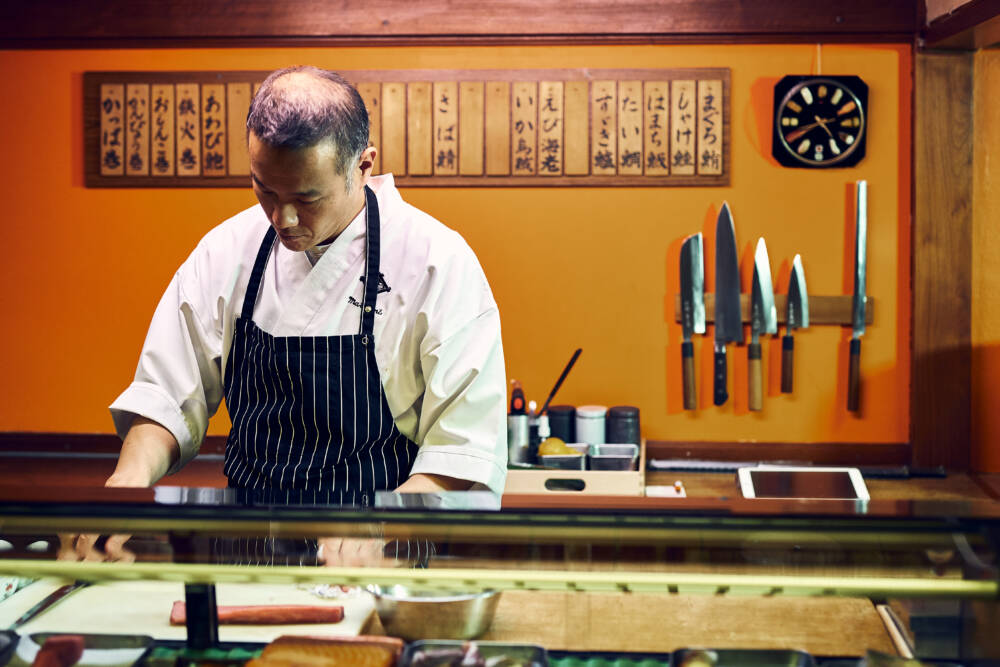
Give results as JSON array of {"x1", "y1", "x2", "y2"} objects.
[
  {"x1": 547, "y1": 405, "x2": 576, "y2": 442},
  {"x1": 606, "y1": 405, "x2": 640, "y2": 444}
]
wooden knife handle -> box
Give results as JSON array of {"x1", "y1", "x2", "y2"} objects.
[
  {"x1": 781, "y1": 335, "x2": 794, "y2": 393},
  {"x1": 748, "y1": 342, "x2": 763, "y2": 411},
  {"x1": 713, "y1": 345, "x2": 728, "y2": 406},
  {"x1": 848, "y1": 337, "x2": 861, "y2": 412},
  {"x1": 682, "y1": 341, "x2": 696, "y2": 410}
]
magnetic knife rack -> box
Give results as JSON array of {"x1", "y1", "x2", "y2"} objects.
[{"x1": 673, "y1": 294, "x2": 874, "y2": 325}]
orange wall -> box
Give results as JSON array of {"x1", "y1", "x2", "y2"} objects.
[
  {"x1": 972, "y1": 48, "x2": 1000, "y2": 471},
  {"x1": 0, "y1": 44, "x2": 911, "y2": 447}
]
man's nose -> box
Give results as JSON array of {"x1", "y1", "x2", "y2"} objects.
[{"x1": 272, "y1": 203, "x2": 298, "y2": 229}]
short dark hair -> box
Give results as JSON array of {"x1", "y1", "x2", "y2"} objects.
[{"x1": 246, "y1": 66, "x2": 369, "y2": 176}]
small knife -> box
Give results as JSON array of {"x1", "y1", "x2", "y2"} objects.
[
  {"x1": 748, "y1": 238, "x2": 777, "y2": 411},
  {"x1": 781, "y1": 254, "x2": 810, "y2": 393},
  {"x1": 680, "y1": 233, "x2": 706, "y2": 410},
  {"x1": 8, "y1": 581, "x2": 88, "y2": 630},
  {"x1": 713, "y1": 203, "x2": 743, "y2": 406},
  {"x1": 848, "y1": 180, "x2": 868, "y2": 412}
]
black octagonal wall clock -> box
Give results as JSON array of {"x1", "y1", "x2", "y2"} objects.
[{"x1": 772, "y1": 75, "x2": 868, "y2": 168}]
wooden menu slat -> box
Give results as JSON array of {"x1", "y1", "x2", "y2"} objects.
[
  {"x1": 644, "y1": 81, "x2": 669, "y2": 176},
  {"x1": 618, "y1": 80, "x2": 643, "y2": 176},
  {"x1": 357, "y1": 82, "x2": 381, "y2": 175},
  {"x1": 591, "y1": 81, "x2": 617, "y2": 176},
  {"x1": 458, "y1": 82, "x2": 484, "y2": 176},
  {"x1": 175, "y1": 83, "x2": 200, "y2": 176},
  {"x1": 407, "y1": 82, "x2": 432, "y2": 176},
  {"x1": 85, "y1": 69, "x2": 729, "y2": 188},
  {"x1": 150, "y1": 84, "x2": 175, "y2": 177},
  {"x1": 511, "y1": 82, "x2": 537, "y2": 176},
  {"x1": 201, "y1": 84, "x2": 227, "y2": 176},
  {"x1": 697, "y1": 79, "x2": 723, "y2": 176},
  {"x1": 538, "y1": 81, "x2": 563, "y2": 176},
  {"x1": 226, "y1": 83, "x2": 251, "y2": 177},
  {"x1": 381, "y1": 83, "x2": 407, "y2": 176},
  {"x1": 124, "y1": 84, "x2": 149, "y2": 176},
  {"x1": 98, "y1": 83, "x2": 124, "y2": 176},
  {"x1": 670, "y1": 79, "x2": 696, "y2": 176},
  {"x1": 485, "y1": 81, "x2": 511, "y2": 176},
  {"x1": 563, "y1": 81, "x2": 590, "y2": 176},
  {"x1": 433, "y1": 81, "x2": 458, "y2": 176}
]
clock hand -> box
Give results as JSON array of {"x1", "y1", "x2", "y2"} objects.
[
  {"x1": 785, "y1": 117, "x2": 837, "y2": 143},
  {"x1": 814, "y1": 115, "x2": 835, "y2": 138}
]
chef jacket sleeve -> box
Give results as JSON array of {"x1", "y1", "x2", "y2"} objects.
[
  {"x1": 109, "y1": 254, "x2": 226, "y2": 474},
  {"x1": 407, "y1": 305, "x2": 508, "y2": 496}
]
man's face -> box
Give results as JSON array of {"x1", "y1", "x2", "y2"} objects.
[{"x1": 248, "y1": 132, "x2": 366, "y2": 252}]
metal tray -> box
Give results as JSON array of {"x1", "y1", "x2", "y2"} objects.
[
  {"x1": 589, "y1": 443, "x2": 640, "y2": 471},
  {"x1": 540, "y1": 443, "x2": 588, "y2": 470},
  {"x1": 673, "y1": 648, "x2": 816, "y2": 666},
  {"x1": 399, "y1": 639, "x2": 547, "y2": 666}
]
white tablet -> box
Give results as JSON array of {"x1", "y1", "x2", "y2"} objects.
[{"x1": 737, "y1": 466, "x2": 870, "y2": 500}]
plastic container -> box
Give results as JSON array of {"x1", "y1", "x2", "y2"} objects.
[
  {"x1": 540, "y1": 443, "x2": 588, "y2": 470},
  {"x1": 606, "y1": 405, "x2": 640, "y2": 445},
  {"x1": 575, "y1": 405, "x2": 607, "y2": 445},
  {"x1": 547, "y1": 405, "x2": 576, "y2": 442}
]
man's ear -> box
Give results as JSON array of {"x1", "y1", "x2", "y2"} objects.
[{"x1": 357, "y1": 146, "x2": 377, "y2": 185}]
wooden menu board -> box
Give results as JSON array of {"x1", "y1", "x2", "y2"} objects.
[{"x1": 85, "y1": 69, "x2": 729, "y2": 188}]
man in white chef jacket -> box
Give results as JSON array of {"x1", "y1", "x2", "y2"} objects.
[{"x1": 63, "y1": 66, "x2": 507, "y2": 561}]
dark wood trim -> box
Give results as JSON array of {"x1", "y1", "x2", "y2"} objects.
[
  {"x1": 911, "y1": 51, "x2": 973, "y2": 470},
  {"x1": 922, "y1": 0, "x2": 1000, "y2": 49},
  {"x1": 0, "y1": 0, "x2": 918, "y2": 48},
  {"x1": 0, "y1": 432, "x2": 227, "y2": 456},
  {"x1": 646, "y1": 440, "x2": 910, "y2": 466}
]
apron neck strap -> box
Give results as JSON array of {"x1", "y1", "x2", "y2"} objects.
[{"x1": 359, "y1": 184, "x2": 381, "y2": 337}]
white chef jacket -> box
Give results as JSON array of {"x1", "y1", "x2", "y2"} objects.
[{"x1": 110, "y1": 175, "x2": 508, "y2": 495}]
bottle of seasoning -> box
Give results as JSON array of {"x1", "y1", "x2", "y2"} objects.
[
  {"x1": 606, "y1": 405, "x2": 641, "y2": 444},
  {"x1": 547, "y1": 405, "x2": 576, "y2": 443},
  {"x1": 575, "y1": 405, "x2": 607, "y2": 445}
]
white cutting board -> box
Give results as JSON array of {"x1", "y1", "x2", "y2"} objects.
[{"x1": 0, "y1": 579, "x2": 374, "y2": 641}]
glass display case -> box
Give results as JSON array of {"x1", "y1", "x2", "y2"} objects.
[{"x1": 0, "y1": 485, "x2": 997, "y2": 666}]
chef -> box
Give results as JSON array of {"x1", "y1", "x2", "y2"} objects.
[{"x1": 62, "y1": 66, "x2": 507, "y2": 560}]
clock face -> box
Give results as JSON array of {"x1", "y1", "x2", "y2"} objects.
[{"x1": 772, "y1": 75, "x2": 868, "y2": 168}]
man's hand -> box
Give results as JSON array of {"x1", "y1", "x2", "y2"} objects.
[
  {"x1": 57, "y1": 534, "x2": 135, "y2": 563},
  {"x1": 56, "y1": 416, "x2": 177, "y2": 561},
  {"x1": 316, "y1": 537, "x2": 398, "y2": 568}
]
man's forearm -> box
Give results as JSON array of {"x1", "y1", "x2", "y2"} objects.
[
  {"x1": 106, "y1": 416, "x2": 181, "y2": 487},
  {"x1": 395, "y1": 473, "x2": 474, "y2": 493}
]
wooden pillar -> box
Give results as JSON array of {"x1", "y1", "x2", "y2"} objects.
[{"x1": 911, "y1": 51, "x2": 973, "y2": 470}]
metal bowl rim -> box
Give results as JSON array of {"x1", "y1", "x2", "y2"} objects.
[{"x1": 365, "y1": 584, "x2": 500, "y2": 603}]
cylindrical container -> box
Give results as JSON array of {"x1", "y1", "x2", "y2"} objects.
[
  {"x1": 547, "y1": 405, "x2": 576, "y2": 442},
  {"x1": 606, "y1": 405, "x2": 641, "y2": 444},
  {"x1": 507, "y1": 414, "x2": 529, "y2": 465},
  {"x1": 575, "y1": 405, "x2": 607, "y2": 445}
]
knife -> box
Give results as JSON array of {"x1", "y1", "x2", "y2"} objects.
[
  {"x1": 748, "y1": 238, "x2": 777, "y2": 411},
  {"x1": 8, "y1": 581, "x2": 88, "y2": 630},
  {"x1": 781, "y1": 254, "x2": 810, "y2": 393},
  {"x1": 680, "y1": 233, "x2": 706, "y2": 410},
  {"x1": 713, "y1": 203, "x2": 743, "y2": 407},
  {"x1": 848, "y1": 180, "x2": 868, "y2": 412}
]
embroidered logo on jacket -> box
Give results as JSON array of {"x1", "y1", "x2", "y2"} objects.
[
  {"x1": 359, "y1": 272, "x2": 391, "y2": 294},
  {"x1": 347, "y1": 295, "x2": 383, "y2": 314}
]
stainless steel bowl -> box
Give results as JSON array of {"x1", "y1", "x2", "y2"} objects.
[{"x1": 366, "y1": 585, "x2": 501, "y2": 641}]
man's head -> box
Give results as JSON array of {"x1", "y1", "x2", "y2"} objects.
[{"x1": 246, "y1": 66, "x2": 377, "y2": 251}]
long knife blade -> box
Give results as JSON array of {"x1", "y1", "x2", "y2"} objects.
[
  {"x1": 680, "y1": 233, "x2": 705, "y2": 410},
  {"x1": 781, "y1": 254, "x2": 809, "y2": 393},
  {"x1": 8, "y1": 581, "x2": 88, "y2": 630},
  {"x1": 848, "y1": 180, "x2": 868, "y2": 412},
  {"x1": 714, "y1": 203, "x2": 742, "y2": 406},
  {"x1": 748, "y1": 238, "x2": 776, "y2": 411}
]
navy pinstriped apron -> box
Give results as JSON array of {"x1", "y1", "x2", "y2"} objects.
[{"x1": 222, "y1": 185, "x2": 419, "y2": 499}]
